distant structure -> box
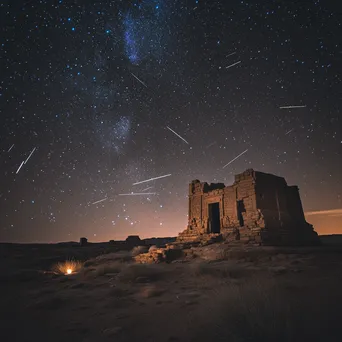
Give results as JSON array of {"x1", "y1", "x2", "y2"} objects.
[
  {"x1": 178, "y1": 169, "x2": 319, "y2": 245},
  {"x1": 79, "y1": 237, "x2": 88, "y2": 246},
  {"x1": 125, "y1": 235, "x2": 143, "y2": 246}
]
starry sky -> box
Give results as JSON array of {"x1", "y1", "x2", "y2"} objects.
[{"x1": 1, "y1": 0, "x2": 341, "y2": 243}]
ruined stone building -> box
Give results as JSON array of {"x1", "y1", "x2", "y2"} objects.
[{"x1": 178, "y1": 169, "x2": 319, "y2": 245}]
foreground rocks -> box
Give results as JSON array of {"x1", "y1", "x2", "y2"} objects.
[{"x1": 134, "y1": 245, "x2": 183, "y2": 264}]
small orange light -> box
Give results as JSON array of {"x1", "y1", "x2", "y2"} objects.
[{"x1": 52, "y1": 260, "x2": 83, "y2": 276}]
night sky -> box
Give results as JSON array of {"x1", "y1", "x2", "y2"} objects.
[{"x1": 1, "y1": 0, "x2": 341, "y2": 243}]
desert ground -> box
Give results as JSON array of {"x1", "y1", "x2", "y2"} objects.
[{"x1": 1, "y1": 236, "x2": 342, "y2": 342}]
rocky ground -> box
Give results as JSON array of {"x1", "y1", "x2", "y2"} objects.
[{"x1": 1, "y1": 239, "x2": 342, "y2": 342}]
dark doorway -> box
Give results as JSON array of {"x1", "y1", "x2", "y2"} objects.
[
  {"x1": 237, "y1": 200, "x2": 246, "y2": 227},
  {"x1": 208, "y1": 202, "x2": 220, "y2": 233}
]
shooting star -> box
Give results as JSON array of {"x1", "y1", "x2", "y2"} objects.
[
  {"x1": 141, "y1": 186, "x2": 154, "y2": 192},
  {"x1": 227, "y1": 52, "x2": 237, "y2": 57},
  {"x1": 91, "y1": 198, "x2": 108, "y2": 205},
  {"x1": 223, "y1": 149, "x2": 248, "y2": 169},
  {"x1": 24, "y1": 147, "x2": 36, "y2": 164},
  {"x1": 166, "y1": 126, "x2": 189, "y2": 145},
  {"x1": 279, "y1": 105, "x2": 306, "y2": 109},
  {"x1": 285, "y1": 128, "x2": 295, "y2": 135},
  {"x1": 16, "y1": 161, "x2": 25, "y2": 174},
  {"x1": 206, "y1": 141, "x2": 216, "y2": 148},
  {"x1": 226, "y1": 61, "x2": 241, "y2": 69},
  {"x1": 133, "y1": 173, "x2": 172, "y2": 186},
  {"x1": 131, "y1": 72, "x2": 147, "y2": 88},
  {"x1": 8, "y1": 144, "x2": 14, "y2": 152},
  {"x1": 118, "y1": 192, "x2": 157, "y2": 196}
]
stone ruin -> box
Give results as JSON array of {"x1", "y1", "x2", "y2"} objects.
[
  {"x1": 125, "y1": 235, "x2": 143, "y2": 247},
  {"x1": 135, "y1": 169, "x2": 319, "y2": 263},
  {"x1": 79, "y1": 237, "x2": 88, "y2": 246},
  {"x1": 178, "y1": 169, "x2": 319, "y2": 246}
]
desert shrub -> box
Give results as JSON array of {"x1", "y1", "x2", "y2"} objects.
[
  {"x1": 191, "y1": 278, "x2": 342, "y2": 342},
  {"x1": 139, "y1": 285, "x2": 165, "y2": 298},
  {"x1": 118, "y1": 264, "x2": 167, "y2": 283},
  {"x1": 51, "y1": 259, "x2": 83, "y2": 275},
  {"x1": 191, "y1": 261, "x2": 247, "y2": 279},
  {"x1": 131, "y1": 245, "x2": 149, "y2": 256},
  {"x1": 92, "y1": 262, "x2": 122, "y2": 277},
  {"x1": 83, "y1": 260, "x2": 94, "y2": 268}
]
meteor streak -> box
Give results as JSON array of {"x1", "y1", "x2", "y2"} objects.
[
  {"x1": 118, "y1": 192, "x2": 157, "y2": 196},
  {"x1": 132, "y1": 174, "x2": 172, "y2": 186},
  {"x1": 279, "y1": 105, "x2": 306, "y2": 109},
  {"x1": 131, "y1": 72, "x2": 147, "y2": 87},
  {"x1": 91, "y1": 198, "x2": 108, "y2": 205},
  {"x1": 166, "y1": 126, "x2": 189, "y2": 145},
  {"x1": 24, "y1": 147, "x2": 36, "y2": 164},
  {"x1": 226, "y1": 61, "x2": 241, "y2": 69},
  {"x1": 223, "y1": 149, "x2": 248, "y2": 169},
  {"x1": 16, "y1": 161, "x2": 25, "y2": 174}
]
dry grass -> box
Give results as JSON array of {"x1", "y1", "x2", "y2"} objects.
[
  {"x1": 80, "y1": 261, "x2": 123, "y2": 278},
  {"x1": 118, "y1": 263, "x2": 168, "y2": 283},
  {"x1": 191, "y1": 261, "x2": 248, "y2": 279},
  {"x1": 139, "y1": 285, "x2": 165, "y2": 298},
  {"x1": 192, "y1": 277, "x2": 342, "y2": 342},
  {"x1": 81, "y1": 259, "x2": 169, "y2": 282},
  {"x1": 92, "y1": 251, "x2": 133, "y2": 264},
  {"x1": 51, "y1": 259, "x2": 83, "y2": 275},
  {"x1": 221, "y1": 248, "x2": 276, "y2": 262},
  {"x1": 93, "y1": 262, "x2": 123, "y2": 277}
]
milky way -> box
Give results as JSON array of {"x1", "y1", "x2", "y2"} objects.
[
  {"x1": 123, "y1": 0, "x2": 170, "y2": 65},
  {"x1": 0, "y1": 0, "x2": 341, "y2": 242}
]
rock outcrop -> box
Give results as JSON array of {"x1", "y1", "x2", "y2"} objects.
[{"x1": 134, "y1": 245, "x2": 183, "y2": 264}]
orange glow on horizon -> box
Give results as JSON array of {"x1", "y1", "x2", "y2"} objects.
[{"x1": 305, "y1": 209, "x2": 342, "y2": 235}]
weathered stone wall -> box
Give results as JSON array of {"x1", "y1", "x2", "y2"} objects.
[
  {"x1": 286, "y1": 186, "x2": 306, "y2": 223},
  {"x1": 255, "y1": 172, "x2": 288, "y2": 231},
  {"x1": 234, "y1": 171, "x2": 258, "y2": 229},
  {"x1": 222, "y1": 186, "x2": 238, "y2": 228}
]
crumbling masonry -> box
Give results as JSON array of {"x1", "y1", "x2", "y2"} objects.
[{"x1": 178, "y1": 169, "x2": 319, "y2": 245}]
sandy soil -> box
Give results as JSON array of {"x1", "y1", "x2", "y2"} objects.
[{"x1": 1, "y1": 241, "x2": 342, "y2": 342}]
